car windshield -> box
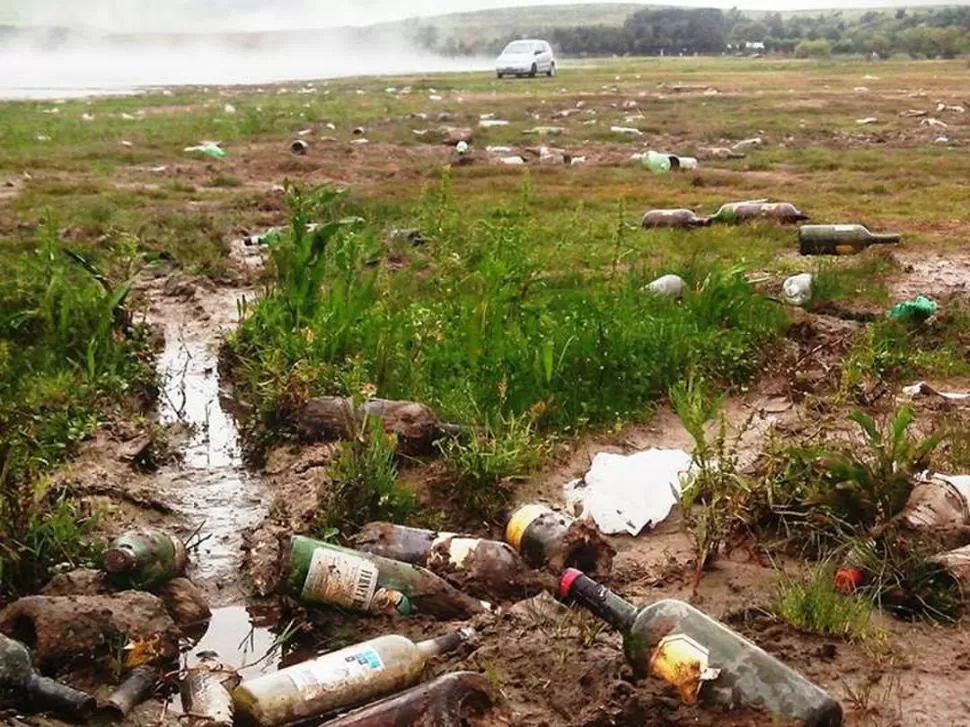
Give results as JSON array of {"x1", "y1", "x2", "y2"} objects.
[{"x1": 503, "y1": 41, "x2": 535, "y2": 54}]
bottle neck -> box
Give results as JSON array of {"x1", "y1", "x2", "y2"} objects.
[
  {"x1": 871, "y1": 233, "x2": 901, "y2": 243},
  {"x1": 565, "y1": 572, "x2": 638, "y2": 633},
  {"x1": 417, "y1": 627, "x2": 474, "y2": 659}
]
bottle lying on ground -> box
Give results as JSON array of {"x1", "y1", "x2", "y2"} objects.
[
  {"x1": 103, "y1": 528, "x2": 187, "y2": 590},
  {"x1": 799, "y1": 225, "x2": 901, "y2": 256},
  {"x1": 233, "y1": 628, "x2": 475, "y2": 727},
  {"x1": 353, "y1": 523, "x2": 556, "y2": 601},
  {"x1": 0, "y1": 634, "x2": 96, "y2": 718},
  {"x1": 505, "y1": 504, "x2": 615, "y2": 576},
  {"x1": 286, "y1": 536, "x2": 489, "y2": 619},
  {"x1": 102, "y1": 665, "x2": 158, "y2": 719},
  {"x1": 641, "y1": 209, "x2": 711, "y2": 229},
  {"x1": 181, "y1": 663, "x2": 241, "y2": 727},
  {"x1": 558, "y1": 570, "x2": 843, "y2": 726},
  {"x1": 318, "y1": 670, "x2": 499, "y2": 727},
  {"x1": 709, "y1": 201, "x2": 809, "y2": 224}
]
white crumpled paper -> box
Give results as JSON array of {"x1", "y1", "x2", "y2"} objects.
[{"x1": 565, "y1": 448, "x2": 694, "y2": 536}]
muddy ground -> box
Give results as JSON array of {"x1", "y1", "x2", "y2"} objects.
[{"x1": 5, "y1": 63, "x2": 970, "y2": 727}]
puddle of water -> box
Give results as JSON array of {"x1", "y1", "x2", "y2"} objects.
[
  {"x1": 157, "y1": 309, "x2": 264, "y2": 603},
  {"x1": 183, "y1": 605, "x2": 283, "y2": 681}
]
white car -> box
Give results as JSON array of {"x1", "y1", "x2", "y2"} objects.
[{"x1": 496, "y1": 39, "x2": 556, "y2": 79}]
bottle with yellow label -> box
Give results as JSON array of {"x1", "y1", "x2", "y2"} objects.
[
  {"x1": 505, "y1": 504, "x2": 615, "y2": 576},
  {"x1": 559, "y1": 569, "x2": 843, "y2": 726}
]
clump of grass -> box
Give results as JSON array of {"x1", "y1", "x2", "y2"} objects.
[
  {"x1": 208, "y1": 174, "x2": 242, "y2": 188},
  {"x1": 0, "y1": 216, "x2": 155, "y2": 597},
  {"x1": 438, "y1": 412, "x2": 544, "y2": 522},
  {"x1": 313, "y1": 417, "x2": 416, "y2": 536},
  {"x1": 775, "y1": 564, "x2": 874, "y2": 640}
]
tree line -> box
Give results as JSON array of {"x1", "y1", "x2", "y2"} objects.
[{"x1": 406, "y1": 6, "x2": 970, "y2": 60}]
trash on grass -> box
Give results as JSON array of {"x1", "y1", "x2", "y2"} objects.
[
  {"x1": 643, "y1": 274, "x2": 687, "y2": 299},
  {"x1": 856, "y1": 117, "x2": 879, "y2": 125},
  {"x1": 455, "y1": 140, "x2": 469, "y2": 155},
  {"x1": 901, "y1": 474, "x2": 970, "y2": 532},
  {"x1": 611, "y1": 125, "x2": 643, "y2": 136},
  {"x1": 641, "y1": 209, "x2": 710, "y2": 229},
  {"x1": 232, "y1": 629, "x2": 475, "y2": 727},
  {"x1": 920, "y1": 117, "x2": 948, "y2": 128},
  {"x1": 698, "y1": 146, "x2": 745, "y2": 160},
  {"x1": 888, "y1": 296, "x2": 938, "y2": 322},
  {"x1": 223, "y1": 103, "x2": 237, "y2": 114},
  {"x1": 710, "y1": 201, "x2": 808, "y2": 225},
  {"x1": 732, "y1": 137, "x2": 763, "y2": 150},
  {"x1": 936, "y1": 103, "x2": 966, "y2": 114},
  {"x1": 782, "y1": 273, "x2": 813, "y2": 306},
  {"x1": 184, "y1": 142, "x2": 226, "y2": 159},
  {"x1": 290, "y1": 139, "x2": 309, "y2": 155},
  {"x1": 0, "y1": 633, "x2": 96, "y2": 719},
  {"x1": 479, "y1": 119, "x2": 509, "y2": 127},
  {"x1": 902, "y1": 382, "x2": 970, "y2": 402},
  {"x1": 564, "y1": 449, "x2": 694, "y2": 536},
  {"x1": 500, "y1": 156, "x2": 525, "y2": 165},
  {"x1": 523, "y1": 126, "x2": 564, "y2": 136},
  {"x1": 799, "y1": 224, "x2": 901, "y2": 256}
]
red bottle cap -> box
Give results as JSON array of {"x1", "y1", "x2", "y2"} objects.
[{"x1": 559, "y1": 568, "x2": 584, "y2": 600}]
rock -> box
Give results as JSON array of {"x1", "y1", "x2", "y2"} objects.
[
  {"x1": 442, "y1": 127, "x2": 473, "y2": 144},
  {"x1": 156, "y1": 578, "x2": 211, "y2": 637},
  {"x1": 0, "y1": 593, "x2": 179, "y2": 671},
  {"x1": 40, "y1": 569, "x2": 112, "y2": 597},
  {"x1": 243, "y1": 524, "x2": 287, "y2": 597}
]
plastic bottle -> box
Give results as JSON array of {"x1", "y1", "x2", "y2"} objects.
[
  {"x1": 0, "y1": 634, "x2": 96, "y2": 718},
  {"x1": 782, "y1": 273, "x2": 813, "y2": 306},
  {"x1": 644, "y1": 274, "x2": 686, "y2": 299},
  {"x1": 285, "y1": 536, "x2": 488, "y2": 619},
  {"x1": 103, "y1": 529, "x2": 187, "y2": 590},
  {"x1": 798, "y1": 225, "x2": 901, "y2": 255},
  {"x1": 233, "y1": 629, "x2": 474, "y2": 727},
  {"x1": 641, "y1": 150, "x2": 671, "y2": 173},
  {"x1": 559, "y1": 570, "x2": 843, "y2": 726}
]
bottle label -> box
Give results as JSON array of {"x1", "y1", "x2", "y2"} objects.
[
  {"x1": 287, "y1": 647, "x2": 385, "y2": 700},
  {"x1": 302, "y1": 548, "x2": 379, "y2": 611},
  {"x1": 505, "y1": 505, "x2": 550, "y2": 552}
]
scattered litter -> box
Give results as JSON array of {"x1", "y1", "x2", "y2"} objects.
[
  {"x1": 782, "y1": 273, "x2": 813, "y2": 306},
  {"x1": 120, "y1": 140, "x2": 133, "y2": 148},
  {"x1": 899, "y1": 109, "x2": 928, "y2": 118},
  {"x1": 290, "y1": 140, "x2": 309, "y2": 155},
  {"x1": 455, "y1": 140, "x2": 470, "y2": 155},
  {"x1": 570, "y1": 156, "x2": 587, "y2": 165},
  {"x1": 523, "y1": 126, "x2": 564, "y2": 136},
  {"x1": 350, "y1": 138, "x2": 369, "y2": 145},
  {"x1": 798, "y1": 224, "x2": 899, "y2": 255},
  {"x1": 297, "y1": 128, "x2": 312, "y2": 136},
  {"x1": 149, "y1": 166, "x2": 168, "y2": 173},
  {"x1": 500, "y1": 156, "x2": 525, "y2": 165},
  {"x1": 649, "y1": 633, "x2": 721, "y2": 705},
  {"x1": 732, "y1": 137, "x2": 763, "y2": 151},
  {"x1": 430, "y1": 94, "x2": 443, "y2": 101},
  {"x1": 937, "y1": 103, "x2": 966, "y2": 114},
  {"x1": 642, "y1": 210, "x2": 709, "y2": 230},
  {"x1": 325, "y1": 122, "x2": 336, "y2": 130},
  {"x1": 854, "y1": 86, "x2": 870, "y2": 93},
  {"x1": 856, "y1": 117, "x2": 879, "y2": 125},
  {"x1": 903, "y1": 383, "x2": 970, "y2": 402},
  {"x1": 888, "y1": 296, "x2": 938, "y2": 322},
  {"x1": 611, "y1": 125, "x2": 643, "y2": 136},
  {"x1": 643, "y1": 274, "x2": 687, "y2": 298},
  {"x1": 184, "y1": 142, "x2": 226, "y2": 159},
  {"x1": 40, "y1": 107, "x2": 60, "y2": 114},
  {"x1": 479, "y1": 119, "x2": 509, "y2": 127},
  {"x1": 443, "y1": 127, "x2": 474, "y2": 144},
  {"x1": 352, "y1": 126, "x2": 366, "y2": 136},
  {"x1": 935, "y1": 136, "x2": 950, "y2": 145},
  {"x1": 505, "y1": 503, "x2": 615, "y2": 575},
  {"x1": 223, "y1": 103, "x2": 236, "y2": 114},
  {"x1": 699, "y1": 146, "x2": 745, "y2": 160},
  {"x1": 713, "y1": 201, "x2": 808, "y2": 225},
  {"x1": 921, "y1": 117, "x2": 948, "y2": 128},
  {"x1": 486, "y1": 145, "x2": 513, "y2": 153},
  {"x1": 412, "y1": 129, "x2": 429, "y2": 136},
  {"x1": 564, "y1": 449, "x2": 694, "y2": 535},
  {"x1": 81, "y1": 113, "x2": 94, "y2": 121},
  {"x1": 121, "y1": 112, "x2": 136, "y2": 120}
]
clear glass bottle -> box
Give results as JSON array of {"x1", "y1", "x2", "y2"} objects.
[{"x1": 799, "y1": 224, "x2": 901, "y2": 255}]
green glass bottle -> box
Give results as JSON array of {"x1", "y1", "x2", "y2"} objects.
[
  {"x1": 103, "y1": 529, "x2": 187, "y2": 590},
  {"x1": 560, "y1": 570, "x2": 843, "y2": 726},
  {"x1": 799, "y1": 224, "x2": 901, "y2": 256},
  {"x1": 286, "y1": 536, "x2": 489, "y2": 619}
]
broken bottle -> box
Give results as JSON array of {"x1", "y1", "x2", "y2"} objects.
[
  {"x1": 103, "y1": 528, "x2": 188, "y2": 590},
  {"x1": 0, "y1": 633, "x2": 96, "y2": 718},
  {"x1": 505, "y1": 504, "x2": 615, "y2": 576},
  {"x1": 558, "y1": 570, "x2": 843, "y2": 726},
  {"x1": 233, "y1": 628, "x2": 474, "y2": 727},
  {"x1": 286, "y1": 536, "x2": 489, "y2": 619}
]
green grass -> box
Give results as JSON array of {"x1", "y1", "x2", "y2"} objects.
[{"x1": 775, "y1": 564, "x2": 874, "y2": 640}]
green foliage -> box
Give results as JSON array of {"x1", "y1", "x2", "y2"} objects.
[
  {"x1": 438, "y1": 412, "x2": 544, "y2": 523},
  {"x1": 228, "y1": 183, "x2": 788, "y2": 459},
  {"x1": 0, "y1": 219, "x2": 154, "y2": 597},
  {"x1": 671, "y1": 378, "x2": 754, "y2": 579},
  {"x1": 313, "y1": 418, "x2": 416, "y2": 536},
  {"x1": 795, "y1": 39, "x2": 832, "y2": 58},
  {"x1": 775, "y1": 565, "x2": 874, "y2": 639}
]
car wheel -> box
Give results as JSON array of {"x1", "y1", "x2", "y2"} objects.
[
  {"x1": 529, "y1": 64, "x2": 537, "y2": 78},
  {"x1": 547, "y1": 63, "x2": 556, "y2": 78}
]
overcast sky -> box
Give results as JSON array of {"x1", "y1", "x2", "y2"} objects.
[{"x1": 6, "y1": 0, "x2": 967, "y2": 32}]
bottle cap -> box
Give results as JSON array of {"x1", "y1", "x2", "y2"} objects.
[{"x1": 559, "y1": 568, "x2": 584, "y2": 600}]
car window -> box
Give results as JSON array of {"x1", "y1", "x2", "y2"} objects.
[{"x1": 503, "y1": 41, "x2": 533, "y2": 53}]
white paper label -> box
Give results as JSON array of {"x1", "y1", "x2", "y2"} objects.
[
  {"x1": 287, "y1": 647, "x2": 384, "y2": 700},
  {"x1": 302, "y1": 548, "x2": 379, "y2": 611}
]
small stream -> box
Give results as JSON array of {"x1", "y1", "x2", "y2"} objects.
[{"x1": 153, "y1": 288, "x2": 283, "y2": 678}]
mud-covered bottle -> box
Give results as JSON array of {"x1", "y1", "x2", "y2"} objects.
[
  {"x1": 799, "y1": 224, "x2": 901, "y2": 255},
  {"x1": 505, "y1": 504, "x2": 615, "y2": 576},
  {"x1": 353, "y1": 523, "x2": 556, "y2": 601},
  {"x1": 0, "y1": 634, "x2": 96, "y2": 718},
  {"x1": 286, "y1": 536, "x2": 489, "y2": 619},
  {"x1": 320, "y1": 670, "x2": 498, "y2": 726},
  {"x1": 103, "y1": 528, "x2": 187, "y2": 590},
  {"x1": 233, "y1": 628, "x2": 474, "y2": 727},
  {"x1": 641, "y1": 209, "x2": 711, "y2": 229},
  {"x1": 559, "y1": 570, "x2": 843, "y2": 726},
  {"x1": 709, "y1": 201, "x2": 809, "y2": 225}
]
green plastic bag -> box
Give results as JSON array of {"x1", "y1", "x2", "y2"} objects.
[{"x1": 888, "y1": 296, "x2": 938, "y2": 322}]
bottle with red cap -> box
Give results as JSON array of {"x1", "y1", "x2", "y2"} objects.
[{"x1": 558, "y1": 569, "x2": 843, "y2": 726}]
